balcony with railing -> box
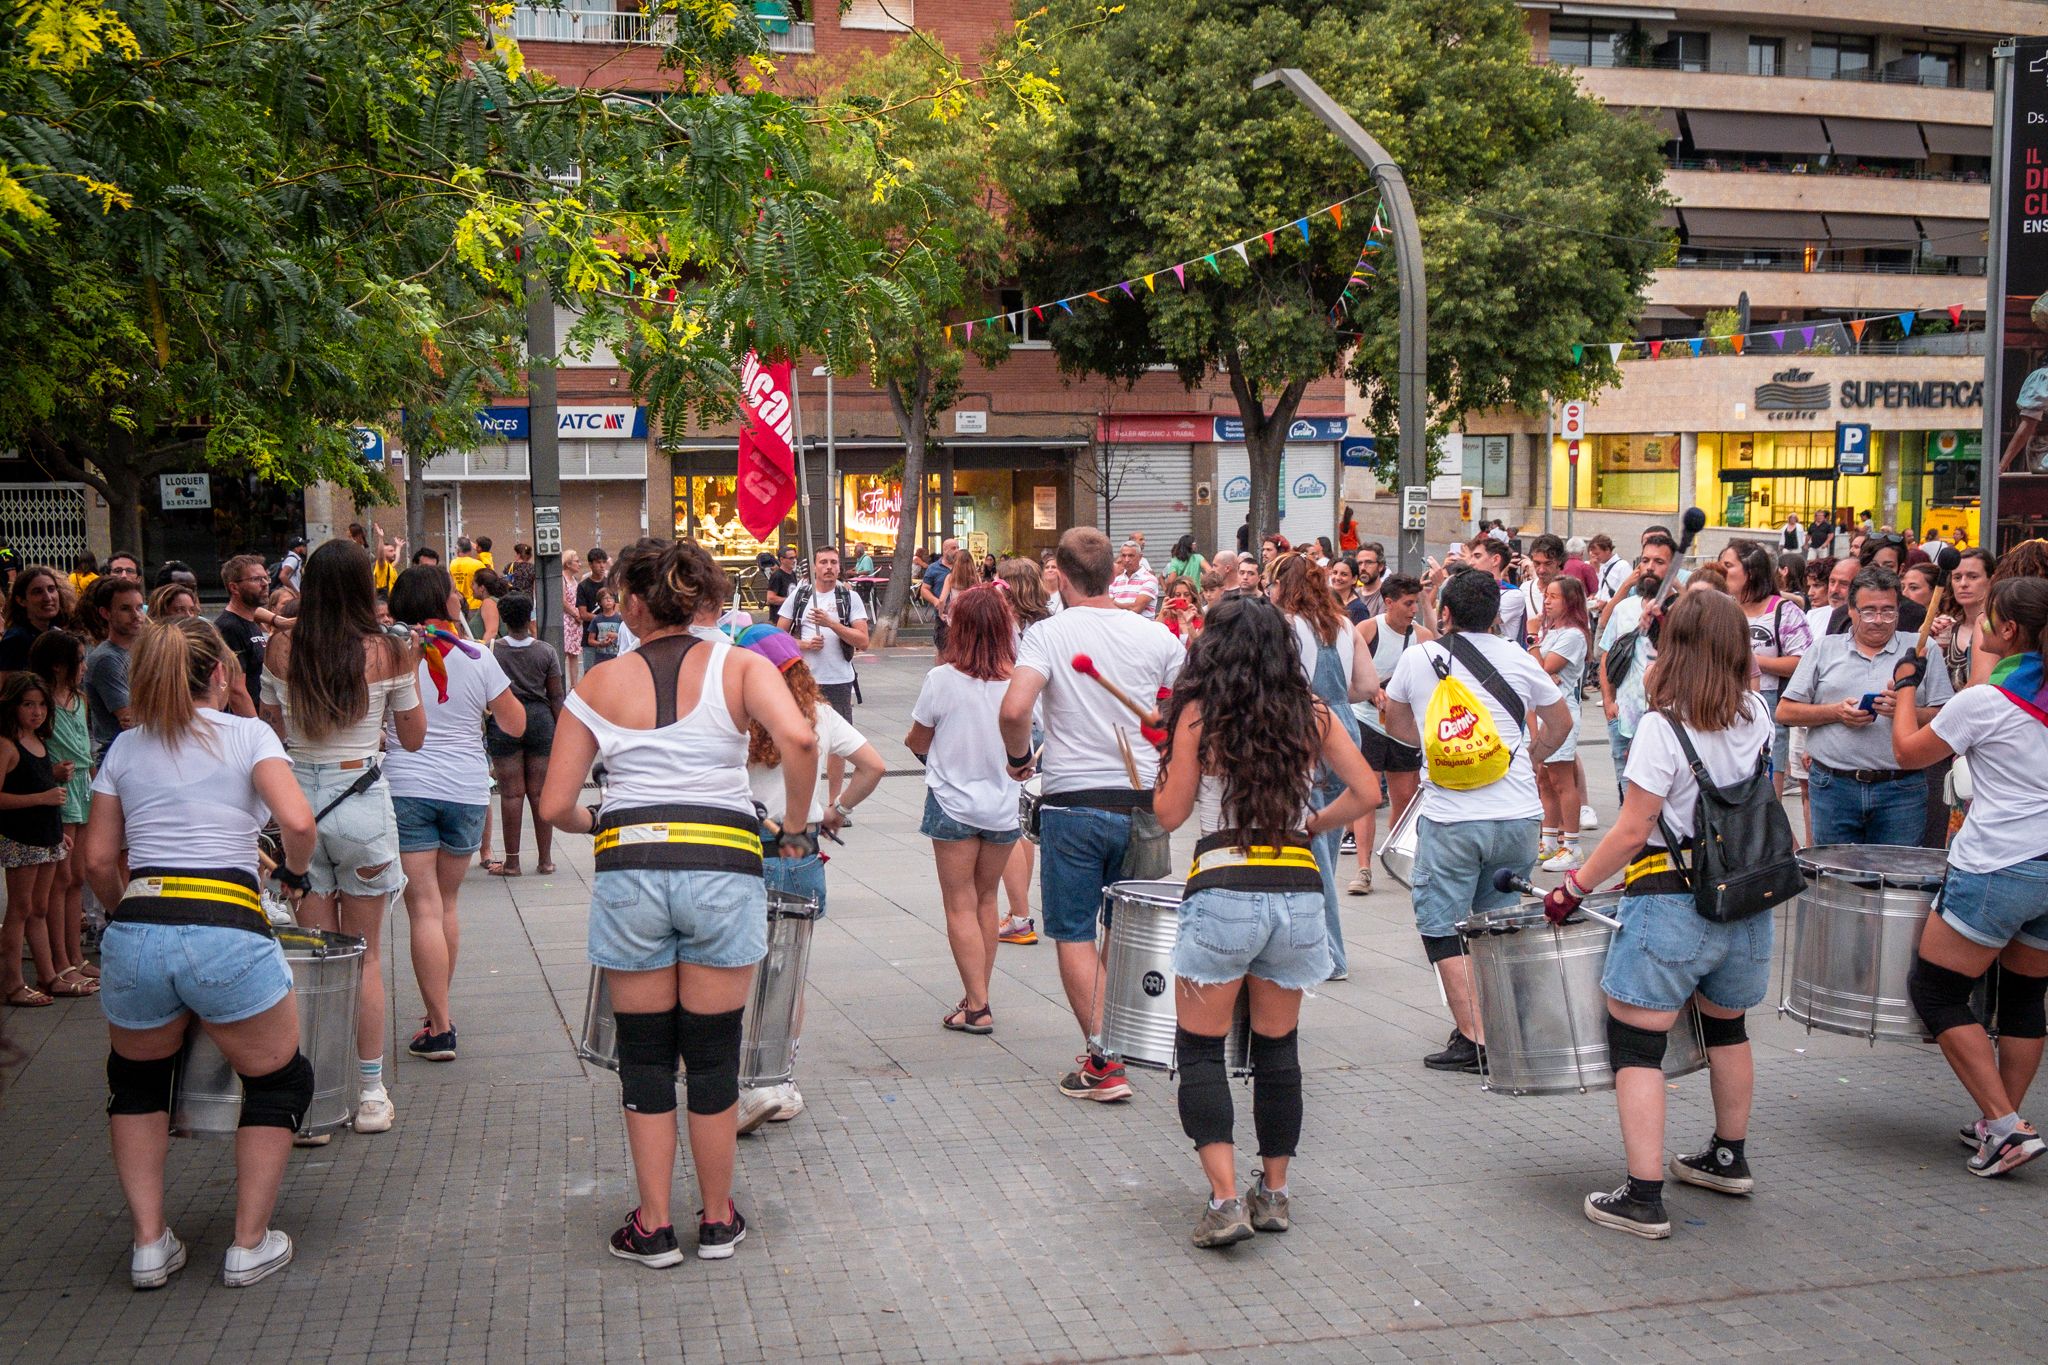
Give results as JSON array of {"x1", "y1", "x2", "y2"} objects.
[
  {"x1": 510, "y1": 4, "x2": 675, "y2": 46},
  {"x1": 1536, "y1": 51, "x2": 1988, "y2": 93}
]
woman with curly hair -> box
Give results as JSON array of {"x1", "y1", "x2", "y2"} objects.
[{"x1": 1152, "y1": 596, "x2": 1379, "y2": 1248}]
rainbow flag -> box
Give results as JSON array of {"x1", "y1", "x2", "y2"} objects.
[{"x1": 1989, "y1": 651, "x2": 2048, "y2": 724}]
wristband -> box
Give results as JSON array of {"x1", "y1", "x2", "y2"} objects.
[
  {"x1": 585, "y1": 804, "x2": 603, "y2": 833},
  {"x1": 1006, "y1": 750, "x2": 1033, "y2": 769},
  {"x1": 271, "y1": 865, "x2": 311, "y2": 894},
  {"x1": 1562, "y1": 870, "x2": 1588, "y2": 900}
]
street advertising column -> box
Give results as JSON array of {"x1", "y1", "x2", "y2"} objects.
[{"x1": 1987, "y1": 37, "x2": 2048, "y2": 548}]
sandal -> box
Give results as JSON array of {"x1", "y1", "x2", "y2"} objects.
[
  {"x1": 77, "y1": 962, "x2": 99, "y2": 980},
  {"x1": 43, "y1": 968, "x2": 97, "y2": 997},
  {"x1": 4, "y1": 986, "x2": 53, "y2": 1008},
  {"x1": 536, "y1": 862, "x2": 556, "y2": 876},
  {"x1": 487, "y1": 858, "x2": 522, "y2": 878},
  {"x1": 943, "y1": 1003, "x2": 994, "y2": 1034}
]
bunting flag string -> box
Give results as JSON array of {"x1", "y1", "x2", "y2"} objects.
[
  {"x1": 1568, "y1": 304, "x2": 1981, "y2": 366},
  {"x1": 942, "y1": 190, "x2": 1382, "y2": 345}
]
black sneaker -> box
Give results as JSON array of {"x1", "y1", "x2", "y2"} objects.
[
  {"x1": 1583, "y1": 1183, "x2": 1671, "y2": 1240},
  {"x1": 608, "y1": 1209, "x2": 683, "y2": 1268},
  {"x1": 1670, "y1": 1143, "x2": 1753, "y2": 1195},
  {"x1": 1424, "y1": 1030, "x2": 1481, "y2": 1073},
  {"x1": 697, "y1": 1203, "x2": 747, "y2": 1260},
  {"x1": 407, "y1": 1023, "x2": 457, "y2": 1062}
]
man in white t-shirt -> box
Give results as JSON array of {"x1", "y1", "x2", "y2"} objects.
[
  {"x1": 1001, "y1": 527, "x2": 1184, "y2": 1103},
  {"x1": 1384, "y1": 569, "x2": 1570, "y2": 1074},
  {"x1": 1109, "y1": 541, "x2": 1160, "y2": 618},
  {"x1": 778, "y1": 546, "x2": 871, "y2": 806},
  {"x1": 1465, "y1": 536, "x2": 1525, "y2": 644}
]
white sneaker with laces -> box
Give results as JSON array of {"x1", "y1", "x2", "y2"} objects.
[
  {"x1": 131, "y1": 1228, "x2": 187, "y2": 1290},
  {"x1": 766, "y1": 1081, "x2": 804, "y2": 1122},
  {"x1": 1580, "y1": 805, "x2": 1601, "y2": 830},
  {"x1": 737, "y1": 1086, "x2": 781, "y2": 1135},
  {"x1": 353, "y1": 1089, "x2": 395, "y2": 1134},
  {"x1": 1540, "y1": 848, "x2": 1584, "y2": 874},
  {"x1": 222, "y1": 1230, "x2": 293, "y2": 1287}
]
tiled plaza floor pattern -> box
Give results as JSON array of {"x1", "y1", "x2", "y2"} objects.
[{"x1": 0, "y1": 650, "x2": 2040, "y2": 1362}]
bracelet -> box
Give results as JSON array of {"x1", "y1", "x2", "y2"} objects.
[
  {"x1": 832, "y1": 801, "x2": 855, "y2": 819},
  {"x1": 1006, "y1": 750, "x2": 1033, "y2": 769},
  {"x1": 1562, "y1": 870, "x2": 1587, "y2": 899},
  {"x1": 585, "y1": 803, "x2": 603, "y2": 833}
]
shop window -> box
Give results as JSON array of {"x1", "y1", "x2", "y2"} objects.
[
  {"x1": 673, "y1": 475, "x2": 795, "y2": 562},
  {"x1": 1590, "y1": 433, "x2": 1679, "y2": 512},
  {"x1": 1463, "y1": 436, "x2": 1510, "y2": 498},
  {"x1": 841, "y1": 473, "x2": 941, "y2": 554}
]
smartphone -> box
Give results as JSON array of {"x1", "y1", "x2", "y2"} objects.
[{"x1": 1857, "y1": 692, "x2": 1879, "y2": 713}]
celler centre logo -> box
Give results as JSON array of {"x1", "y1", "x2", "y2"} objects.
[{"x1": 1755, "y1": 368, "x2": 1832, "y2": 422}]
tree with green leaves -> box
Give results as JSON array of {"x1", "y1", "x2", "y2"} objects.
[{"x1": 999, "y1": 0, "x2": 1670, "y2": 540}]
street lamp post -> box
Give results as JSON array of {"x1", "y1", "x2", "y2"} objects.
[
  {"x1": 813, "y1": 365, "x2": 836, "y2": 548},
  {"x1": 1252, "y1": 68, "x2": 1430, "y2": 576}
]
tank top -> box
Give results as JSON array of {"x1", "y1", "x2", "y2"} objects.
[
  {"x1": 0, "y1": 738, "x2": 62, "y2": 847},
  {"x1": 1188, "y1": 773, "x2": 1317, "y2": 895},
  {"x1": 261, "y1": 643, "x2": 419, "y2": 764},
  {"x1": 1356, "y1": 613, "x2": 1412, "y2": 736},
  {"x1": 564, "y1": 634, "x2": 751, "y2": 818}
]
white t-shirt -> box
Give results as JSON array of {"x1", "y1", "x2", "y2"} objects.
[
  {"x1": 1537, "y1": 625, "x2": 1588, "y2": 703},
  {"x1": 776, "y1": 583, "x2": 868, "y2": 686},
  {"x1": 1594, "y1": 556, "x2": 1629, "y2": 604},
  {"x1": 1932, "y1": 685, "x2": 2048, "y2": 873},
  {"x1": 91, "y1": 711, "x2": 289, "y2": 879},
  {"x1": 910, "y1": 665, "x2": 1018, "y2": 831},
  {"x1": 382, "y1": 648, "x2": 512, "y2": 805},
  {"x1": 1014, "y1": 605, "x2": 1184, "y2": 796},
  {"x1": 1290, "y1": 615, "x2": 1352, "y2": 696},
  {"x1": 1804, "y1": 603, "x2": 1837, "y2": 640},
  {"x1": 1624, "y1": 696, "x2": 1773, "y2": 846},
  {"x1": 1385, "y1": 631, "x2": 1562, "y2": 823},
  {"x1": 748, "y1": 704, "x2": 866, "y2": 825},
  {"x1": 1494, "y1": 580, "x2": 1527, "y2": 643}
]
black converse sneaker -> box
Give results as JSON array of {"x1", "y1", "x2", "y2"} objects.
[
  {"x1": 608, "y1": 1209, "x2": 684, "y2": 1267},
  {"x1": 1583, "y1": 1183, "x2": 1671, "y2": 1239},
  {"x1": 1670, "y1": 1141, "x2": 1754, "y2": 1195}
]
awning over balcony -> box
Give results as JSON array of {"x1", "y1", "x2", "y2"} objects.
[
  {"x1": 1612, "y1": 106, "x2": 1681, "y2": 140},
  {"x1": 1920, "y1": 216, "x2": 1990, "y2": 258},
  {"x1": 1822, "y1": 213, "x2": 1925, "y2": 248},
  {"x1": 1680, "y1": 208, "x2": 1827, "y2": 248},
  {"x1": 1823, "y1": 117, "x2": 1927, "y2": 161},
  {"x1": 1920, "y1": 122, "x2": 1993, "y2": 158},
  {"x1": 1684, "y1": 110, "x2": 1830, "y2": 156}
]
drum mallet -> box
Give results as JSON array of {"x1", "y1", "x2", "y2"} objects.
[
  {"x1": 1493, "y1": 868, "x2": 1621, "y2": 930},
  {"x1": 1070, "y1": 654, "x2": 1168, "y2": 746}
]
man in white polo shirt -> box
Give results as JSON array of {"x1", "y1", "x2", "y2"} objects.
[{"x1": 1109, "y1": 540, "x2": 1160, "y2": 618}]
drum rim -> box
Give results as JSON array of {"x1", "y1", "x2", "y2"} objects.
[
  {"x1": 1458, "y1": 892, "x2": 1621, "y2": 936},
  {"x1": 1797, "y1": 843, "x2": 1948, "y2": 887},
  {"x1": 1105, "y1": 878, "x2": 1186, "y2": 908},
  {"x1": 273, "y1": 926, "x2": 368, "y2": 955}
]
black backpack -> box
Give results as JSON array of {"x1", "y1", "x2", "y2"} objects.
[{"x1": 1654, "y1": 708, "x2": 1803, "y2": 924}]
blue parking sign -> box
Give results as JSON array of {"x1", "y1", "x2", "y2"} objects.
[{"x1": 1835, "y1": 423, "x2": 1870, "y2": 476}]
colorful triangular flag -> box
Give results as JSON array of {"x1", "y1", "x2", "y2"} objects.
[
  {"x1": 944, "y1": 326, "x2": 953, "y2": 342},
  {"x1": 1650, "y1": 340, "x2": 1663, "y2": 360},
  {"x1": 1262, "y1": 231, "x2": 1275, "y2": 255},
  {"x1": 1173, "y1": 264, "x2": 1187, "y2": 287},
  {"x1": 1731, "y1": 333, "x2": 1745, "y2": 354},
  {"x1": 1088, "y1": 291, "x2": 1107, "y2": 303},
  {"x1": 1295, "y1": 219, "x2": 1311, "y2": 245},
  {"x1": 1143, "y1": 274, "x2": 1156, "y2": 292},
  {"x1": 1948, "y1": 304, "x2": 1963, "y2": 326},
  {"x1": 1900, "y1": 311, "x2": 1916, "y2": 336},
  {"x1": 1117, "y1": 281, "x2": 1134, "y2": 298},
  {"x1": 1688, "y1": 338, "x2": 1703, "y2": 357},
  {"x1": 1571, "y1": 344, "x2": 1584, "y2": 364},
  {"x1": 1849, "y1": 318, "x2": 1867, "y2": 342},
  {"x1": 1330, "y1": 204, "x2": 1344, "y2": 230},
  {"x1": 1230, "y1": 242, "x2": 1250, "y2": 266},
  {"x1": 1802, "y1": 326, "x2": 1815, "y2": 347},
  {"x1": 1204, "y1": 254, "x2": 1220, "y2": 275},
  {"x1": 1608, "y1": 343, "x2": 1623, "y2": 363},
  {"x1": 1771, "y1": 330, "x2": 1786, "y2": 349},
  {"x1": 964, "y1": 321, "x2": 974, "y2": 341},
  {"x1": 1057, "y1": 299, "x2": 1073, "y2": 313},
  {"x1": 1032, "y1": 305, "x2": 1044, "y2": 322}
]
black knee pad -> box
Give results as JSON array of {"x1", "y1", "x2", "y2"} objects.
[
  {"x1": 1423, "y1": 933, "x2": 1467, "y2": 965},
  {"x1": 1908, "y1": 958, "x2": 1980, "y2": 1039},
  {"x1": 1249, "y1": 1029, "x2": 1303, "y2": 1160},
  {"x1": 106, "y1": 1050, "x2": 178, "y2": 1116},
  {"x1": 614, "y1": 1009, "x2": 680, "y2": 1115},
  {"x1": 238, "y1": 1051, "x2": 315, "y2": 1131},
  {"x1": 1606, "y1": 1015, "x2": 1668, "y2": 1073},
  {"x1": 678, "y1": 1005, "x2": 744, "y2": 1116},
  {"x1": 1996, "y1": 969, "x2": 2048, "y2": 1040},
  {"x1": 1698, "y1": 1012, "x2": 1748, "y2": 1049},
  {"x1": 1175, "y1": 1027, "x2": 1233, "y2": 1150}
]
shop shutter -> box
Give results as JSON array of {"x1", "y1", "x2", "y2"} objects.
[
  {"x1": 1215, "y1": 444, "x2": 1342, "y2": 553},
  {"x1": 1095, "y1": 444, "x2": 1193, "y2": 557}
]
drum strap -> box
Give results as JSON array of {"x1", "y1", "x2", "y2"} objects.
[
  {"x1": 1187, "y1": 833, "x2": 1322, "y2": 895},
  {"x1": 592, "y1": 803, "x2": 764, "y2": 875},
  {"x1": 1623, "y1": 847, "x2": 1690, "y2": 896},
  {"x1": 113, "y1": 866, "x2": 274, "y2": 938}
]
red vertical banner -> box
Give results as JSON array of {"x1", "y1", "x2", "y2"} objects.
[{"x1": 737, "y1": 351, "x2": 797, "y2": 541}]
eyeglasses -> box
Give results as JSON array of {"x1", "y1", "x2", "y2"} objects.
[{"x1": 1852, "y1": 607, "x2": 1899, "y2": 621}]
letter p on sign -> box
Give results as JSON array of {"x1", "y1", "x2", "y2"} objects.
[{"x1": 1835, "y1": 423, "x2": 1870, "y2": 476}]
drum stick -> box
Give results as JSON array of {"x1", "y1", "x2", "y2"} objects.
[
  {"x1": 1113, "y1": 728, "x2": 1142, "y2": 790},
  {"x1": 1070, "y1": 653, "x2": 1167, "y2": 745},
  {"x1": 1492, "y1": 868, "x2": 1621, "y2": 930}
]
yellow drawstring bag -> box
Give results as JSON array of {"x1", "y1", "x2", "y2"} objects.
[{"x1": 1422, "y1": 640, "x2": 1513, "y2": 790}]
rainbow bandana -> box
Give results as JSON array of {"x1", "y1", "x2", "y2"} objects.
[
  {"x1": 418, "y1": 622, "x2": 483, "y2": 702},
  {"x1": 1989, "y1": 651, "x2": 2048, "y2": 725}
]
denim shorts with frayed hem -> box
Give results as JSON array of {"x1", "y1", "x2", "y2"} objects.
[
  {"x1": 98, "y1": 922, "x2": 294, "y2": 1031},
  {"x1": 1172, "y1": 887, "x2": 1331, "y2": 991},
  {"x1": 1600, "y1": 891, "x2": 1773, "y2": 1014},
  {"x1": 919, "y1": 789, "x2": 1022, "y2": 846},
  {"x1": 588, "y1": 868, "x2": 767, "y2": 972},
  {"x1": 1939, "y1": 861, "x2": 2048, "y2": 953},
  {"x1": 392, "y1": 797, "x2": 488, "y2": 857},
  {"x1": 292, "y1": 763, "x2": 406, "y2": 898}
]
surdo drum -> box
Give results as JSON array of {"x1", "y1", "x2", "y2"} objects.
[
  {"x1": 1377, "y1": 794, "x2": 1422, "y2": 889},
  {"x1": 1096, "y1": 880, "x2": 1251, "y2": 1074}
]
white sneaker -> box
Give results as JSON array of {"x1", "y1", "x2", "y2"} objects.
[
  {"x1": 1579, "y1": 805, "x2": 1600, "y2": 830},
  {"x1": 737, "y1": 1087, "x2": 781, "y2": 1135},
  {"x1": 766, "y1": 1081, "x2": 804, "y2": 1122},
  {"x1": 352, "y1": 1089, "x2": 394, "y2": 1134},
  {"x1": 222, "y1": 1230, "x2": 293, "y2": 1287},
  {"x1": 1540, "y1": 848, "x2": 1583, "y2": 874},
  {"x1": 130, "y1": 1228, "x2": 187, "y2": 1290}
]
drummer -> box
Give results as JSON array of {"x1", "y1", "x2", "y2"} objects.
[
  {"x1": 84, "y1": 616, "x2": 319, "y2": 1288},
  {"x1": 1890, "y1": 575, "x2": 2048, "y2": 1177},
  {"x1": 1152, "y1": 597, "x2": 1377, "y2": 1247},
  {"x1": 537, "y1": 539, "x2": 820, "y2": 1265},
  {"x1": 1000, "y1": 527, "x2": 1184, "y2": 1103},
  {"x1": 1542, "y1": 592, "x2": 1774, "y2": 1239}
]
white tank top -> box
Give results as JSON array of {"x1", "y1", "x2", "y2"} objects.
[
  {"x1": 563, "y1": 637, "x2": 753, "y2": 817},
  {"x1": 1195, "y1": 773, "x2": 1309, "y2": 835},
  {"x1": 1355, "y1": 613, "x2": 1413, "y2": 736}
]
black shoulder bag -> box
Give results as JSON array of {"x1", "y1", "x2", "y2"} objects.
[{"x1": 1654, "y1": 709, "x2": 1803, "y2": 923}]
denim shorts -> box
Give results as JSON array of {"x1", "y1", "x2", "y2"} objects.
[
  {"x1": 919, "y1": 789, "x2": 1023, "y2": 846},
  {"x1": 588, "y1": 868, "x2": 767, "y2": 971},
  {"x1": 1938, "y1": 860, "x2": 2048, "y2": 952},
  {"x1": 1172, "y1": 887, "x2": 1331, "y2": 991},
  {"x1": 98, "y1": 922, "x2": 294, "y2": 1031},
  {"x1": 1038, "y1": 805, "x2": 1132, "y2": 943},
  {"x1": 1410, "y1": 815, "x2": 1540, "y2": 941},
  {"x1": 765, "y1": 851, "x2": 828, "y2": 918},
  {"x1": 294, "y1": 763, "x2": 405, "y2": 898},
  {"x1": 1600, "y1": 892, "x2": 1774, "y2": 1013},
  {"x1": 392, "y1": 796, "x2": 488, "y2": 856}
]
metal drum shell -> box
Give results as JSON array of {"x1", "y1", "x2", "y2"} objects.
[
  {"x1": 577, "y1": 890, "x2": 819, "y2": 1088},
  {"x1": 1378, "y1": 795, "x2": 1421, "y2": 889},
  {"x1": 1781, "y1": 844, "x2": 1947, "y2": 1044},
  {"x1": 1459, "y1": 897, "x2": 1707, "y2": 1096},
  {"x1": 170, "y1": 928, "x2": 366, "y2": 1139},
  {"x1": 1019, "y1": 777, "x2": 1043, "y2": 846},
  {"x1": 1095, "y1": 879, "x2": 1256, "y2": 1076}
]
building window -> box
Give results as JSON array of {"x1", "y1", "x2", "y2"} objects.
[
  {"x1": 1900, "y1": 41, "x2": 1961, "y2": 89},
  {"x1": 1463, "y1": 436, "x2": 1510, "y2": 498},
  {"x1": 1811, "y1": 33, "x2": 1875, "y2": 81},
  {"x1": 840, "y1": 0, "x2": 912, "y2": 31},
  {"x1": 1660, "y1": 31, "x2": 1710, "y2": 73},
  {"x1": 1747, "y1": 37, "x2": 1783, "y2": 77},
  {"x1": 1548, "y1": 18, "x2": 1628, "y2": 68},
  {"x1": 1587, "y1": 434, "x2": 1680, "y2": 512},
  {"x1": 998, "y1": 288, "x2": 1050, "y2": 348}
]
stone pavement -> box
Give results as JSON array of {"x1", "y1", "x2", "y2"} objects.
[{"x1": 1, "y1": 647, "x2": 2042, "y2": 1363}]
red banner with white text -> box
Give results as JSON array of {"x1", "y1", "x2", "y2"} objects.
[{"x1": 737, "y1": 352, "x2": 797, "y2": 542}]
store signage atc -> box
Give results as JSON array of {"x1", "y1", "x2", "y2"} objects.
[{"x1": 474, "y1": 406, "x2": 649, "y2": 441}]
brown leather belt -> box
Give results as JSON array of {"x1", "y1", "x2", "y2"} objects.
[{"x1": 1811, "y1": 760, "x2": 1917, "y2": 785}]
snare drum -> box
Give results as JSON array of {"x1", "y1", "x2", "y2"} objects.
[
  {"x1": 1095, "y1": 879, "x2": 1252, "y2": 1075},
  {"x1": 1459, "y1": 897, "x2": 1707, "y2": 1096},
  {"x1": 1377, "y1": 793, "x2": 1422, "y2": 888},
  {"x1": 1782, "y1": 844, "x2": 1951, "y2": 1044},
  {"x1": 1019, "y1": 776, "x2": 1043, "y2": 845}
]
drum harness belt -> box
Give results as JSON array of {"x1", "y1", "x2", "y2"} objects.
[
  {"x1": 1186, "y1": 831, "x2": 1322, "y2": 895},
  {"x1": 590, "y1": 632, "x2": 765, "y2": 877},
  {"x1": 114, "y1": 866, "x2": 274, "y2": 939},
  {"x1": 1623, "y1": 844, "x2": 1692, "y2": 897}
]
